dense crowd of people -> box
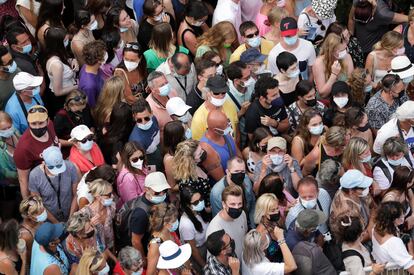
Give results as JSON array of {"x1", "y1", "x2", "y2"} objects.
[{"x1": 1, "y1": 0, "x2": 414, "y2": 274}]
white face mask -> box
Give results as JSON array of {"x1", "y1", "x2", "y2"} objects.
[
  {"x1": 102, "y1": 52, "x2": 108, "y2": 64},
  {"x1": 154, "y1": 11, "x2": 165, "y2": 22},
  {"x1": 178, "y1": 112, "x2": 191, "y2": 123},
  {"x1": 79, "y1": 140, "x2": 94, "y2": 151},
  {"x1": 395, "y1": 47, "x2": 405, "y2": 56},
  {"x1": 210, "y1": 94, "x2": 227, "y2": 107},
  {"x1": 337, "y1": 49, "x2": 347, "y2": 60},
  {"x1": 216, "y1": 65, "x2": 223, "y2": 75},
  {"x1": 131, "y1": 159, "x2": 143, "y2": 170},
  {"x1": 242, "y1": 77, "x2": 256, "y2": 88},
  {"x1": 124, "y1": 60, "x2": 139, "y2": 72},
  {"x1": 98, "y1": 263, "x2": 110, "y2": 275},
  {"x1": 359, "y1": 187, "x2": 369, "y2": 198},
  {"x1": 309, "y1": 123, "x2": 324, "y2": 135},
  {"x1": 300, "y1": 198, "x2": 317, "y2": 209},
  {"x1": 333, "y1": 97, "x2": 348, "y2": 108}
]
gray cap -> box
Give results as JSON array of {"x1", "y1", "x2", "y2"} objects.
[{"x1": 297, "y1": 209, "x2": 327, "y2": 229}]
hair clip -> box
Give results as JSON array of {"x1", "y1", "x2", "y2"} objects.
[{"x1": 340, "y1": 216, "x2": 352, "y2": 227}]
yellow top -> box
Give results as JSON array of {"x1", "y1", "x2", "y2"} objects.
[{"x1": 229, "y1": 39, "x2": 275, "y2": 64}]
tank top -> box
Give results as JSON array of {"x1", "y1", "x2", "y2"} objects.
[
  {"x1": 46, "y1": 56, "x2": 76, "y2": 94},
  {"x1": 0, "y1": 255, "x2": 22, "y2": 275},
  {"x1": 370, "y1": 51, "x2": 388, "y2": 84},
  {"x1": 403, "y1": 23, "x2": 414, "y2": 63},
  {"x1": 200, "y1": 134, "x2": 236, "y2": 171}
]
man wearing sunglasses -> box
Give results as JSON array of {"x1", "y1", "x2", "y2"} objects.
[
  {"x1": 229, "y1": 21, "x2": 273, "y2": 65},
  {"x1": 5, "y1": 72, "x2": 44, "y2": 134},
  {"x1": 14, "y1": 105, "x2": 59, "y2": 198},
  {"x1": 156, "y1": 52, "x2": 196, "y2": 102},
  {"x1": 191, "y1": 75, "x2": 239, "y2": 142},
  {"x1": 0, "y1": 45, "x2": 20, "y2": 110},
  {"x1": 28, "y1": 146, "x2": 79, "y2": 223}
]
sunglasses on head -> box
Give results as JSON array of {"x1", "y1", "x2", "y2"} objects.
[
  {"x1": 66, "y1": 95, "x2": 86, "y2": 104},
  {"x1": 29, "y1": 107, "x2": 47, "y2": 114},
  {"x1": 131, "y1": 156, "x2": 144, "y2": 162},
  {"x1": 79, "y1": 135, "x2": 93, "y2": 143},
  {"x1": 245, "y1": 31, "x2": 259, "y2": 39},
  {"x1": 136, "y1": 116, "x2": 151, "y2": 124},
  {"x1": 125, "y1": 43, "x2": 141, "y2": 51},
  {"x1": 47, "y1": 163, "x2": 64, "y2": 170}
]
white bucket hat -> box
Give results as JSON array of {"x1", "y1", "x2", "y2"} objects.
[
  {"x1": 390, "y1": 55, "x2": 414, "y2": 80},
  {"x1": 156, "y1": 241, "x2": 191, "y2": 269},
  {"x1": 311, "y1": 0, "x2": 337, "y2": 20}
]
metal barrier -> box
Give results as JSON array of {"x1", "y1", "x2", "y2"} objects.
[{"x1": 339, "y1": 263, "x2": 410, "y2": 275}]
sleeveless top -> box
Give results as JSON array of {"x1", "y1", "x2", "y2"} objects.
[
  {"x1": 403, "y1": 23, "x2": 414, "y2": 63},
  {"x1": 200, "y1": 134, "x2": 236, "y2": 171},
  {"x1": 0, "y1": 255, "x2": 22, "y2": 275},
  {"x1": 370, "y1": 51, "x2": 388, "y2": 84},
  {"x1": 30, "y1": 241, "x2": 69, "y2": 275},
  {"x1": 46, "y1": 56, "x2": 76, "y2": 94},
  {"x1": 312, "y1": 143, "x2": 342, "y2": 176}
]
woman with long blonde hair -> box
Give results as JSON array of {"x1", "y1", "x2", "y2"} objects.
[
  {"x1": 313, "y1": 33, "x2": 354, "y2": 99},
  {"x1": 173, "y1": 140, "x2": 211, "y2": 207},
  {"x1": 196, "y1": 21, "x2": 238, "y2": 66},
  {"x1": 365, "y1": 31, "x2": 403, "y2": 87},
  {"x1": 342, "y1": 137, "x2": 372, "y2": 177},
  {"x1": 76, "y1": 248, "x2": 108, "y2": 275},
  {"x1": 93, "y1": 76, "x2": 125, "y2": 132}
]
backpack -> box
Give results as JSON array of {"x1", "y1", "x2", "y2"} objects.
[
  {"x1": 323, "y1": 240, "x2": 365, "y2": 274},
  {"x1": 114, "y1": 196, "x2": 150, "y2": 249},
  {"x1": 292, "y1": 241, "x2": 336, "y2": 275}
]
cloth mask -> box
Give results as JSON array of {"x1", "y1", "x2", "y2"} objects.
[{"x1": 30, "y1": 126, "x2": 47, "y2": 138}]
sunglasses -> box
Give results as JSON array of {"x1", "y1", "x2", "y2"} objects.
[
  {"x1": 136, "y1": 116, "x2": 151, "y2": 124},
  {"x1": 125, "y1": 43, "x2": 141, "y2": 51},
  {"x1": 212, "y1": 91, "x2": 227, "y2": 96},
  {"x1": 47, "y1": 163, "x2": 64, "y2": 170},
  {"x1": 154, "y1": 191, "x2": 165, "y2": 196},
  {"x1": 29, "y1": 107, "x2": 47, "y2": 114},
  {"x1": 130, "y1": 156, "x2": 144, "y2": 162},
  {"x1": 79, "y1": 135, "x2": 93, "y2": 143},
  {"x1": 66, "y1": 95, "x2": 86, "y2": 104},
  {"x1": 245, "y1": 31, "x2": 259, "y2": 39},
  {"x1": 191, "y1": 199, "x2": 202, "y2": 206},
  {"x1": 316, "y1": 20, "x2": 326, "y2": 31},
  {"x1": 102, "y1": 192, "x2": 112, "y2": 197}
]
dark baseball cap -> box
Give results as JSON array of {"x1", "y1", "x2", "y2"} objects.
[
  {"x1": 206, "y1": 75, "x2": 229, "y2": 94},
  {"x1": 240, "y1": 48, "x2": 267, "y2": 64},
  {"x1": 296, "y1": 209, "x2": 327, "y2": 229},
  {"x1": 280, "y1": 17, "x2": 298, "y2": 37},
  {"x1": 35, "y1": 222, "x2": 64, "y2": 246}
]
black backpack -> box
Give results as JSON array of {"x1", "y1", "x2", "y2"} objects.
[
  {"x1": 114, "y1": 196, "x2": 150, "y2": 249},
  {"x1": 324, "y1": 240, "x2": 365, "y2": 273}
]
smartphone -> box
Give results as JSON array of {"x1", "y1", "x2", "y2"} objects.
[{"x1": 306, "y1": 26, "x2": 317, "y2": 41}]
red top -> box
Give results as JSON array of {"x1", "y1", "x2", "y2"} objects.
[{"x1": 69, "y1": 143, "x2": 105, "y2": 173}]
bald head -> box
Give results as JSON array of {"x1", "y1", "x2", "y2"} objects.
[
  {"x1": 171, "y1": 52, "x2": 191, "y2": 75},
  {"x1": 207, "y1": 110, "x2": 228, "y2": 131}
]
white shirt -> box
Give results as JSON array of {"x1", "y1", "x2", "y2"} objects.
[
  {"x1": 297, "y1": 9, "x2": 336, "y2": 39},
  {"x1": 374, "y1": 118, "x2": 414, "y2": 155},
  {"x1": 373, "y1": 157, "x2": 413, "y2": 190},
  {"x1": 212, "y1": 0, "x2": 242, "y2": 41},
  {"x1": 372, "y1": 231, "x2": 414, "y2": 270},
  {"x1": 242, "y1": 257, "x2": 284, "y2": 275},
  {"x1": 267, "y1": 39, "x2": 316, "y2": 80},
  {"x1": 76, "y1": 172, "x2": 94, "y2": 205},
  {"x1": 179, "y1": 213, "x2": 209, "y2": 247}
]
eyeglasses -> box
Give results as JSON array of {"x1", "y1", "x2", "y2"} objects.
[
  {"x1": 316, "y1": 20, "x2": 326, "y2": 31},
  {"x1": 130, "y1": 156, "x2": 144, "y2": 162},
  {"x1": 125, "y1": 43, "x2": 141, "y2": 51},
  {"x1": 136, "y1": 116, "x2": 151, "y2": 124},
  {"x1": 47, "y1": 163, "x2": 64, "y2": 170},
  {"x1": 28, "y1": 107, "x2": 47, "y2": 114},
  {"x1": 245, "y1": 31, "x2": 259, "y2": 39},
  {"x1": 79, "y1": 135, "x2": 93, "y2": 143}
]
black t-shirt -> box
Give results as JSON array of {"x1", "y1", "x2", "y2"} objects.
[
  {"x1": 137, "y1": 13, "x2": 176, "y2": 51},
  {"x1": 186, "y1": 86, "x2": 204, "y2": 116},
  {"x1": 129, "y1": 195, "x2": 154, "y2": 254},
  {"x1": 245, "y1": 99, "x2": 288, "y2": 134}
]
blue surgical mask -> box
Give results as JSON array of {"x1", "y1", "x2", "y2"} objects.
[
  {"x1": 5, "y1": 61, "x2": 17, "y2": 73},
  {"x1": 119, "y1": 27, "x2": 129, "y2": 32},
  {"x1": 247, "y1": 36, "x2": 261, "y2": 48},
  {"x1": 102, "y1": 198, "x2": 113, "y2": 207},
  {"x1": 270, "y1": 154, "x2": 284, "y2": 166},
  {"x1": 98, "y1": 263, "x2": 110, "y2": 275},
  {"x1": 159, "y1": 83, "x2": 171, "y2": 96},
  {"x1": 21, "y1": 44, "x2": 32, "y2": 54},
  {"x1": 63, "y1": 39, "x2": 69, "y2": 48},
  {"x1": 388, "y1": 157, "x2": 404, "y2": 166},
  {"x1": 361, "y1": 155, "x2": 371, "y2": 163},
  {"x1": 192, "y1": 200, "x2": 205, "y2": 212},
  {"x1": 137, "y1": 119, "x2": 153, "y2": 131},
  {"x1": 169, "y1": 219, "x2": 179, "y2": 232},
  {"x1": 150, "y1": 194, "x2": 166, "y2": 204},
  {"x1": 0, "y1": 126, "x2": 15, "y2": 138},
  {"x1": 284, "y1": 36, "x2": 297, "y2": 46},
  {"x1": 309, "y1": 124, "x2": 324, "y2": 135},
  {"x1": 36, "y1": 209, "x2": 48, "y2": 222},
  {"x1": 287, "y1": 69, "x2": 300, "y2": 79},
  {"x1": 79, "y1": 140, "x2": 94, "y2": 151},
  {"x1": 31, "y1": 86, "x2": 40, "y2": 97},
  {"x1": 185, "y1": 128, "x2": 192, "y2": 139},
  {"x1": 364, "y1": 85, "x2": 373, "y2": 93},
  {"x1": 132, "y1": 268, "x2": 143, "y2": 275},
  {"x1": 300, "y1": 198, "x2": 317, "y2": 209},
  {"x1": 403, "y1": 76, "x2": 414, "y2": 84}
]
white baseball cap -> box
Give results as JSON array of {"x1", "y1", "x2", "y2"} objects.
[
  {"x1": 166, "y1": 97, "x2": 191, "y2": 117},
  {"x1": 69, "y1": 125, "x2": 93, "y2": 142},
  {"x1": 144, "y1": 172, "x2": 171, "y2": 192},
  {"x1": 13, "y1": 72, "x2": 43, "y2": 91}
]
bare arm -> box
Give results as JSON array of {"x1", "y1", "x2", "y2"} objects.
[
  {"x1": 70, "y1": 181, "x2": 79, "y2": 215},
  {"x1": 301, "y1": 147, "x2": 319, "y2": 176},
  {"x1": 277, "y1": 118, "x2": 289, "y2": 134},
  {"x1": 44, "y1": 264, "x2": 62, "y2": 275},
  {"x1": 48, "y1": 60, "x2": 78, "y2": 97},
  {"x1": 392, "y1": 13, "x2": 408, "y2": 24},
  {"x1": 313, "y1": 58, "x2": 338, "y2": 98},
  {"x1": 187, "y1": 239, "x2": 206, "y2": 268},
  {"x1": 17, "y1": 6, "x2": 37, "y2": 29},
  {"x1": 131, "y1": 233, "x2": 147, "y2": 266},
  {"x1": 307, "y1": 66, "x2": 314, "y2": 84},
  {"x1": 146, "y1": 243, "x2": 160, "y2": 275},
  {"x1": 291, "y1": 136, "x2": 305, "y2": 163},
  {"x1": 17, "y1": 168, "x2": 30, "y2": 198},
  {"x1": 348, "y1": 6, "x2": 355, "y2": 35},
  {"x1": 182, "y1": 31, "x2": 198, "y2": 56}
]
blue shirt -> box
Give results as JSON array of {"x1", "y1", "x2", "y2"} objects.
[
  {"x1": 30, "y1": 240, "x2": 69, "y2": 275},
  {"x1": 5, "y1": 92, "x2": 44, "y2": 134},
  {"x1": 133, "y1": 0, "x2": 145, "y2": 22},
  {"x1": 129, "y1": 116, "x2": 160, "y2": 153},
  {"x1": 200, "y1": 134, "x2": 237, "y2": 171},
  {"x1": 210, "y1": 176, "x2": 256, "y2": 229}
]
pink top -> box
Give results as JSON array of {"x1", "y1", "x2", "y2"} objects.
[
  {"x1": 146, "y1": 90, "x2": 178, "y2": 139},
  {"x1": 116, "y1": 167, "x2": 148, "y2": 208},
  {"x1": 279, "y1": 190, "x2": 296, "y2": 218},
  {"x1": 256, "y1": 12, "x2": 271, "y2": 36}
]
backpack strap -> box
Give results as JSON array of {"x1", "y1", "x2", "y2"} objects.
[
  {"x1": 227, "y1": 91, "x2": 242, "y2": 110},
  {"x1": 373, "y1": 160, "x2": 392, "y2": 183},
  {"x1": 342, "y1": 249, "x2": 365, "y2": 267},
  {"x1": 224, "y1": 135, "x2": 235, "y2": 158},
  {"x1": 301, "y1": 12, "x2": 312, "y2": 26}
]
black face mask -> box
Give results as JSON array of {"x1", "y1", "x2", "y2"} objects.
[
  {"x1": 198, "y1": 150, "x2": 207, "y2": 163},
  {"x1": 357, "y1": 122, "x2": 370, "y2": 132},
  {"x1": 30, "y1": 126, "x2": 48, "y2": 137},
  {"x1": 269, "y1": 213, "x2": 280, "y2": 222},
  {"x1": 225, "y1": 239, "x2": 236, "y2": 256},
  {"x1": 230, "y1": 172, "x2": 245, "y2": 185},
  {"x1": 305, "y1": 98, "x2": 317, "y2": 107},
  {"x1": 227, "y1": 207, "x2": 243, "y2": 219}
]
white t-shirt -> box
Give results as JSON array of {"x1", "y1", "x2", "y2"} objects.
[
  {"x1": 373, "y1": 158, "x2": 413, "y2": 190},
  {"x1": 372, "y1": 232, "x2": 414, "y2": 270},
  {"x1": 374, "y1": 118, "x2": 414, "y2": 155},
  {"x1": 212, "y1": 0, "x2": 242, "y2": 41},
  {"x1": 179, "y1": 213, "x2": 209, "y2": 247},
  {"x1": 15, "y1": 0, "x2": 41, "y2": 37},
  {"x1": 267, "y1": 39, "x2": 316, "y2": 80},
  {"x1": 242, "y1": 258, "x2": 284, "y2": 275},
  {"x1": 76, "y1": 172, "x2": 94, "y2": 205},
  {"x1": 297, "y1": 9, "x2": 336, "y2": 40}
]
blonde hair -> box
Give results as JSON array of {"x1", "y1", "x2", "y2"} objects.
[
  {"x1": 321, "y1": 126, "x2": 347, "y2": 148},
  {"x1": 267, "y1": 6, "x2": 287, "y2": 26},
  {"x1": 93, "y1": 76, "x2": 125, "y2": 128},
  {"x1": 66, "y1": 212, "x2": 90, "y2": 235},
  {"x1": 76, "y1": 248, "x2": 105, "y2": 275},
  {"x1": 342, "y1": 137, "x2": 369, "y2": 171},
  {"x1": 254, "y1": 193, "x2": 278, "y2": 225},
  {"x1": 89, "y1": 179, "x2": 112, "y2": 197},
  {"x1": 19, "y1": 195, "x2": 44, "y2": 219},
  {"x1": 173, "y1": 140, "x2": 199, "y2": 181},
  {"x1": 319, "y1": 33, "x2": 348, "y2": 80},
  {"x1": 373, "y1": 31, "x2": 403, "y2": 52},
  {"x1": 149, "y1": 203, "x2": 178, "y2": 232},
  {"x1": 197, "y1": 21, "x2": 237, "y2": 49}
]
